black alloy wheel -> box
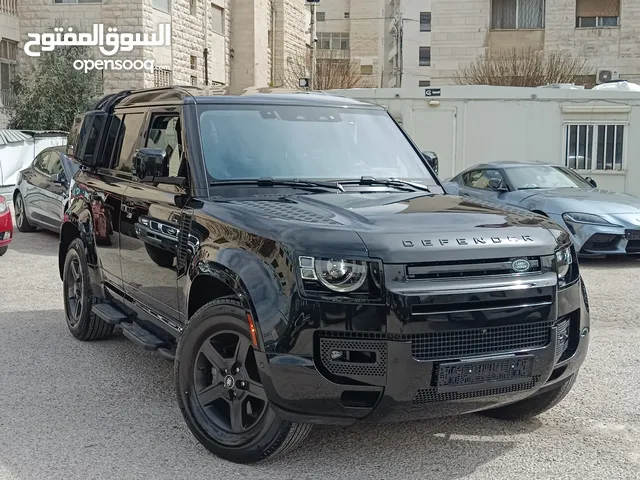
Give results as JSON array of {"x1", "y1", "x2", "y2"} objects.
[
  {"x1": 175, "y1": 297, "x2": 313, "y2": 464},
  {"x1": 65, "y1": 255, "x2": 84, "y2": 328},
  {"x1": 193, "y1": 330, "x2": 268, "y2": 434}
]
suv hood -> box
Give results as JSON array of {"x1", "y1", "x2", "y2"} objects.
[
  {"x1": 297, "y1": 192, "x2": 564, "y2": 263},
  {"x1": 516, "y1": 187, "x2": 640, "y2": 214},
  {"x1": 211, "y1": 192, "x2": 567, "y2": 263}
]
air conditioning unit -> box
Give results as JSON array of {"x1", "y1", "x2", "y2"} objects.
[{"x1": 596, "y1": 68, "x2": 620, "y2": 84}]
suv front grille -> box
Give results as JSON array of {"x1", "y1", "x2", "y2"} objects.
[
  {"x1": 411, "y1": 320, "x2": 553, "y2": 361},
  {"x1": 406, "y1": 256, "x2": 541, "y2": 280}
]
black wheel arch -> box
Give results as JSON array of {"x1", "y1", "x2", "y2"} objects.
[{"x1": 186, "y1": 248, "x2": 291, "y2": 353}]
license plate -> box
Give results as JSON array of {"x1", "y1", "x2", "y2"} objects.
[
  {"x1": 435, "y1": 355, "x2": 534, "y2": 393},
  {"x1": 626, "y1": 230, "x2": 640, "y2": 240}
]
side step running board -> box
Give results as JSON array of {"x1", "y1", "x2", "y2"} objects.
[
  {"x1": 91, "y1": 302, "x2": 176, "y2": 361},
  {"x1": 92, "y1": 303, "x2": 128, "y2": 325}
]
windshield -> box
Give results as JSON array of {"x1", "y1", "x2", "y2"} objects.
[
  {"x1": 197, "y1": 103, "x2": 437, "y2": 184},
  {"x1": 504, "y1": 165, "x2": 591, "y2": 190}
]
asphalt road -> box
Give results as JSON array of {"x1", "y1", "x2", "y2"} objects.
[{"x1": 1, "y1": 206, "x2": 639, "y2": 480}]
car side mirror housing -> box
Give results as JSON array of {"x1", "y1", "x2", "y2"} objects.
[
  {"x1": 66, "y1": 110, "x2": 108, "y2": 168},
  {"x1": 488, "y1": 177, "x2": 508, "y2": 191},
  {"x1": 421, "y1": 150, "x2": 439, "y2": 175},
  {"x1": 132, "y1": 148, "x2": 169, "y2": 182},
  {"x1": 585, "y1": 176, "x2": 597, "y2": 188}
]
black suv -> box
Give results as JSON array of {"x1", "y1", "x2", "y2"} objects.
[{"x1": 59, "y1": 86, "x2": 590, "y2": 464}]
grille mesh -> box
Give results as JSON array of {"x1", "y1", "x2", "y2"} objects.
[
  {"x1": 413, "y1": 376, "x2": 541, "y2": 404},
  {"x1": 411, "y1": 321, "x2": 553, "y2": 361},
  {"x1": 319, "y1": 338, "x2": 387, "y2": 378}
]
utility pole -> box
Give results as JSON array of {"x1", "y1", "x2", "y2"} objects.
[
  {"x1": 393, "y1": 13, "x2": 404, "y2": 87},
  {"x1": 309, "y1": 1, "x2": 317, "y2": 90}
]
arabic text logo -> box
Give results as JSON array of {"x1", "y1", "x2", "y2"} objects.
[{"x1": 24, "y1": 24, "x2": 171, "y2": 57}]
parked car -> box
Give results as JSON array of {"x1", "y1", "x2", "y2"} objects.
[
  {"x1": 0, "y1": 194, "x2": 13, "y2": 256},
  {"x1": 444, "y1": 161, "x2": 640, "y2": 256},
  {"x1": 13, "y1": 145, "x2": 79, "y2": 234},
  {"x1": 58, "y1": 87, "x2": 588, "y2": 464}
]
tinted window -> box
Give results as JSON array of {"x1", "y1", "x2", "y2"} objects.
[
  {"x1": 146, "y1": 114, "x2": 181, "y2": 177},
  {"x1": 113, "y1": 112, "x2": 146, "y2": 173},
  {"x1": 33, "y1": 152, "x2": 52, "y2": 174},
  {"x1": 197, "y1": 104, "x2": 437, "y2": 184},
  {"x1": 47, "y1": 153, "x2": 64, "y2": 176}
]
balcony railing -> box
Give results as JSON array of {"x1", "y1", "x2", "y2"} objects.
[
  {"x1": 0, "y1": 89, "x2": 15, "y2": 108},
  {"x1": 0, "y1": 0, "x2": 18, "y2": 16}
]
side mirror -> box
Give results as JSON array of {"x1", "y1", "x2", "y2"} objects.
[
  {"x1": 132, "y1": 148, "x2": 169, "y2": 182},
  {"x1": 585, "y1": 176, "x2": 597, "y2": 188},
  {"x1": 488, "y1": 177, "x2": 508, "y2": 191},
  {"x1": 67, "y1": 110, "x2": 108, "y2": 167},
  {"x1": 421, "y1": 150, "x2": 439, "y2": 175},
  {"x1": 50, "y1": 172, "x2": 65, "y2": 184}
]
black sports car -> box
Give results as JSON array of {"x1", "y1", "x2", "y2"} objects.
[{"x1": 13, "y1": 145, "x2": 79, "y2": 234}]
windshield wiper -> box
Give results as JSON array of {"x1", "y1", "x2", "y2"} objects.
[
  {"x1": 210, "y1": 177, "x2": 345, "y2": 192},
  {"x1": 334, "y1": 176, "x2": 431, "y2": 193}
]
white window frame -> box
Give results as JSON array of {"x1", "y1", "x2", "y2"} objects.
[
  {"x1": 562, "y1": 121, "x2": 628, "y2": 172},
  {"x1": 317, "y1": 32, "x2": 349, "y2": 51},
  {"x1": 420, "y1": 12, "x2": 431, "y2": 32},
  {"x1": 576, "y1": 16, "x2": 620, "y2": 28},
  {"x1": 152, "y1": 0, "x2": 170, "y2": 13}
]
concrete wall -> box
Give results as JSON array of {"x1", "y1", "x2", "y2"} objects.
[{"x1": 327, "y1": 85, "x2": 640, "y2": 196}]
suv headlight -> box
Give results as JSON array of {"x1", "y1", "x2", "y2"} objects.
[
  {"x1": 299, "y1": 256, "x2": 368, "y2": 293},
  {"x1": 555, "y1": 246, "x2": 575, "y2": 287}
]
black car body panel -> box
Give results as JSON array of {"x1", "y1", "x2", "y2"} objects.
[{"x1": 58, "y1": 87, "x2": 589, "y2": 428}]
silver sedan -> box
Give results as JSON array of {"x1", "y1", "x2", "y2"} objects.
[{"x1": 443, "y1": 161, "x2": 640, "y2": 256}]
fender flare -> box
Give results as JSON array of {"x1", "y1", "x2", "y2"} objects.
[{"x1": 187, "y1": 246, "x2": 291, "y2": 352}]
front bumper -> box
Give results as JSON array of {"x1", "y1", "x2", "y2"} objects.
[
  {"x1": 550, "y1": 213, "x2": 640, "y2": 256},
  {"x1": 257, "y1": 278, "x2": 590, "y2": 425}
]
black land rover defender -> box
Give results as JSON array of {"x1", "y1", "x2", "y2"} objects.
[{"x1": 59, "y1": 86, "x2": 590, "y2": 464}]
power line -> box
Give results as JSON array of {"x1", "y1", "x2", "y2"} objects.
[{"x1": 316, "y1": 16, "x2": 419, "y2": 22}]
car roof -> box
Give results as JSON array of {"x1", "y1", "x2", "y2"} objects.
[
  {"x1": 462, "y1": 161, "x2": 562, "y2": 170},
  {"x1": 114, "y1": 86, "x2": 383, "y2": 110}
]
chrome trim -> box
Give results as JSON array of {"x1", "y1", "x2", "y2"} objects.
[
  {"x1": 407, "y1": 259, "x2": 540, "y2": 276},
  {"x1": 387, "y1": 272, "x2": 558, "y2": 295}
]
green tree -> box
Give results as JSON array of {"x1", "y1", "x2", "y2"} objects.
[{"x1": 7, "y1": 45, "x2": 103, "y2": 131}]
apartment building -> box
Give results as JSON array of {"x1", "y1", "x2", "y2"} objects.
[
  {"x1": 0, "y1": 0, "x2": 19, "y2": 127},
  {"x1": 396, "y1": 0, "x2": 432, "y2": 87},
  {"x1": 426, "y1": 0, "x2": 638, "y2": 86},
  {"x1": 314, "y1": 0, "x2": 399, "y2": 87},
  {"x1": 3, "y1": 0, "x2": 308, "y2": 112}
]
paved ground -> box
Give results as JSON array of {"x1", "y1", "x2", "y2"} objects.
[{"x1": 1, "y1": 204, "x2": 640, "y2": 480}]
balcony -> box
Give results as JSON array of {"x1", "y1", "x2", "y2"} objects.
[
  {"x1": 0, "y1": 0, "x2": 18, "y2": 16},
  {"x1": 488, "y1": 29, "x2": 545, "y2": 54}
]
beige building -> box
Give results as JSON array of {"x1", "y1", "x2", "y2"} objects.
[
  {"x1": 314, "y1": 0, "x2": 399, "y2": 88},
  {"x1": 0, "y1": 0, "x2": 19, "y2": 127},
  {"x1": 427, "y1": 0, "x2": 638, "y2": 86},
  {"x1": 4, "y1": 0, "x2": 308, "y2": 115}
]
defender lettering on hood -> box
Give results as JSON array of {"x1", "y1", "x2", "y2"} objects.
[{"x1": 402, "y1": 234, "x2": 535, "y2": 248}]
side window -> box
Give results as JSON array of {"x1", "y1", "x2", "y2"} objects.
[
  {"x1": 112, "y1": 112, "x2": 146, "y2": 173},
  {"x1": 33, "y1": 152, "x2": 51, "y2": 173},
  {"x1": 47, "y1": 153, "x2": 64, "y2": 176},
  {"x1": 462, "y1": 169, "x2": 483, "y2": 187},
  {"x1": 146, "y1": 114, "x2": 181, "y2": 177},
  {"x1": 466, "y1": 169, "x2": 504, "y2": 190}
]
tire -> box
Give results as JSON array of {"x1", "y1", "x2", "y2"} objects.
[
  {"x1": 14, "y1": 192, "x2": 37, "y2": 233},
  {"x1": 175, "y1": 296, "x2": 313, "y2": 464},
  {"x1": 0, "y1": 246, "x2": 7, "y2": 256},
  {"x1": 62, "y1": 238, "x2": 115, "y2": 341},
  {"x1": 480, "y1": 373, "x2": 578, "y2": 421}
]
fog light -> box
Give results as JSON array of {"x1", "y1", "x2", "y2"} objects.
[{"x1": 330, "y1": 350, "x2": 344, "y2": 361}]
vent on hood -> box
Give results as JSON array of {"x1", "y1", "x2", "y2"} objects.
[{"x1": 229, "y1": 200, "x2": 340, "y2": 224}]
